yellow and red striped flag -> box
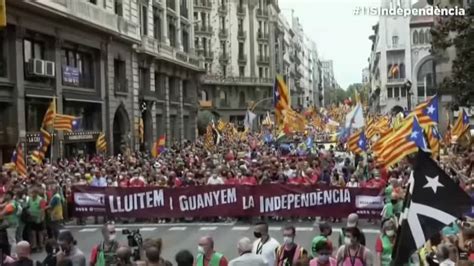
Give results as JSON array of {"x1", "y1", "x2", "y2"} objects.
[
  {"x1": 96, "y1": 132, "x2": 107, "y2": 153},
  {"x1": 151, "y1": 135, "x2": 166, "y2": 158},
  {"x1": 273, "y1": 75, "x2": 290, "y2": 126},
  {"x1": 53, "y1": 114, "x2": 79, "y2": 132},
  {"x1": 11, "y1": 144, "x2": 27, "y2": 178},
  {"x1": 138, "y1": 118, "x2": 144, "y2": 144},
  {"x1": 42, "y1": 98, "x2": 56, "y2": 128},
  {"x1": 452, "y1": 109, "x2": 470, "y2": 139}
]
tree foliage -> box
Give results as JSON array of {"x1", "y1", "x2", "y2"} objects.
[{"x1": 431, "y1": 5, "x2": 474, "y2": 105}]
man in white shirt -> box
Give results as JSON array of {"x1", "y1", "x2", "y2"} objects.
[
  {"x1": 252, "y1": 222, "x2": 280, "y2": 266},
  {"x1": 230, "y1": 237, "x2": 266, "y2": 266},
  {"x1": 207, "y1": 174, "x2": 224, "y2": 185}
]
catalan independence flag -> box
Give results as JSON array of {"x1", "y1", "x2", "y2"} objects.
[
  {"x1": 31, "y1": 128, "x2": 52, "y2": 164},
  {"x1": 452, "y1": 109, "x2": 470, "y2": 139},
  {"x1": 427, "y1": 126, "x2": 441, "y2": 157},
  {"x1": 412, "y1": 95, "x2": 439, "y2": 127},
  {"x1": 96, "y1": 132, "x2": 107, "y2": 153},
  {"x1": 151, "y1": 135, "x2": 166, "y2": 158},
  {"x1": 11, "y1": 144, "x2": 27, "y2": 178},
  {"x1": 347, "y1": 130, "x2": 367, "y2": 155},
  {"x1": 273, "y1": 75, "x2": 290, "y2": 126},
  {"x1": 138, "y1": 118, "x2": 144, "y2": 144},
  {"x1": 53, "y1": 114, "x2": 80, "y2": 132},
  {"x1": 42, "y1": 98, "x2": 56, "y2": 128},
  {"x1": 380, "y1": 117, "x2": 428, "y2": 168}
]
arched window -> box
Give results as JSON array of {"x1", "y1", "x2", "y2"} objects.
[
  {"x1": 220, "y1": 90, "x2": 227, "y2": 105},
  {"x1": 419, "y1": 30, "x2": 425, "y2": 44},
  {"x1": 399, "y1": 63, "x2": 406, "y2": 79},
  {"x1": 413, "y1": 30, "x2": 418, "y2": 45},
  {"x1": 200, "y1": 90, "x2": 209, "y2": 101},
  {"x1": 425, "y1": 29, "x2": 431, "y2": 43},
  {"x1": 239, "y1": 91, "x2": 246, "y2": 106},
  {"x1": 417, "y1": 59, "x2": 435, "y2": 98}
]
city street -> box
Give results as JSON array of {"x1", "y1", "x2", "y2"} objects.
[{"x1": 31, "y1": 220, "x2": 381, "y2": 263}]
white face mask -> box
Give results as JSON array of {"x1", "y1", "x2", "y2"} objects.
[
  {"x1": 197, "y1": 246, "x2": 205, "y2": 254},
  {"x1": 344, "y1": 237, "x2": 352, "y2": 246},
  {"x1": 108, "y1": 233, "x2": 116, "y2": 241},
  {"x1": 283, "y1": 236, "x2": 294, "y2": 245},
  {"x1": 386, "y1": 230, "x2": 395, "y2": 237},
  {"x1": 350, "y1": 178, "x2": 356, "y2": 182}
]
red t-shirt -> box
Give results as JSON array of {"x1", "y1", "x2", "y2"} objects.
[
  {"x1": 174, "y1": 178, "x2": 183, "y2": 188},
  {"x1": 129, "y1": 178, "x2": 145, "y2": 187},
  {"x1": 240, "y1": 176, "x2": 257, "y2": 185},
  {"x1": 225, "y1": 178, "x2": 237, "y2": 185},
  {"x1": 375, "y1": 236, "x2": 383, "y2": 253},
  {"x1": 119, "y1": 179, "x2": 129, "y2": 188},
  {"x1": 289, "y1": 177, "x2": 308, "y2": 185}
]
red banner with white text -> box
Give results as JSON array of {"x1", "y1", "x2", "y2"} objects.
[{"x1": 72, "y1": 185, "x2": 384, "y2": 218}]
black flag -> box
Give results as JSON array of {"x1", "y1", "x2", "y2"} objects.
[{"x1": 392, "y1": 151, "x2": 471, "y2": 265}]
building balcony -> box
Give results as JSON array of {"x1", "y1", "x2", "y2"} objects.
[
  {"x1": 199, "y1": 100, "x2": 213, "y2": 108},
  {"x1": 204, "y1": 51, "x2": 214, "y2": 60},
  {"x1": 37, "y1": 0, "x2": 140, "y2": 42},
  {"x1": 167, "y1": 0, "x2": 176, "y2": 10},
  {"x1": 194, "y1": 0, "x2": 212, "y2": 10},
  {"x1": 257, "y1": 31, "x2": 269, "y2": 42},
  {"x1": 156, "y1": 42, "x2": 204, "y2": 71},
  {"x1": 237, "y1": 5, "x2": 246, "y2": 16},
  {"x1": 219, "y1": 52, "x2": 229, "y2": 64},
  {"x1": 180, "y1": 6, "x2": 188, "y2": 18},
  {"x1": 257, "y1": 55, "x2": 270, "y2": 65},
  {"x1": 218, "y1": 4, "x2": 227, "y2": 14},
  {"x1": 237, "y1": 29, "x2": 246, "y2": 40},
  {"x1": 195, "y1": 24, "x2": 213, "y2": 36},
  {"x1": 256, "y1": 8, "x2": 269, "y2": 18},
  {"x1": 201, "y1": 75, "x2": 273, "y2": 86},
  {"x1": 138, "y1": 35, "x2": 160, "y2": 55},
  {"x1": 387, "y1": 77, "x2": 406, "y2": 85},
  {"x1": 387, "y1": 43, "x2": 405, "y2": 51},
  {"x1": 238, "y1": 54, "x2": 247, "y2": 64},
  {"x1": 219, "y1": 28, "x2": 228, "y2": 39}
]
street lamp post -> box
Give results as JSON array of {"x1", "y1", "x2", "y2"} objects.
[{"x1": 405, "y1": 80, "x2": 412, "y2": 110}]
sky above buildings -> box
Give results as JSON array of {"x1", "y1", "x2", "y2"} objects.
[{"x1": 279, "y1": 0, "x2": 380, "y2": 89}]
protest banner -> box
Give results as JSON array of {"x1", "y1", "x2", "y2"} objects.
[{"x1": 72, "y1": 184, "x2": 384, "y2": 218}]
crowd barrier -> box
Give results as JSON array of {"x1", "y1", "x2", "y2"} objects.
[{"x1": 72, "y1": 185, "x2": 384, "y2": 219}]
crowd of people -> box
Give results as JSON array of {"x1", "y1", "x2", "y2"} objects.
[{"x1": 0, "y1": 134, "x2": 472, "y2": 265}]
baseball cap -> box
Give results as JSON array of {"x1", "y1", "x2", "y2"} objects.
[{"x1": 347, "y1": 213, "x2": 359, "y2": 228}]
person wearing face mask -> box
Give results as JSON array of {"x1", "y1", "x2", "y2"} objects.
[
  {"x1": 375, "y1": 220, "x2": 396, "y2": 266},
  {"x1": 57, "y1": 230, "x2": 86, "y2": 266},
  {"x1": 229, "y1": 237, "x2": 266, "y2": 266},
  {"x1": 336, "y1": 227, "x2": 373, "y2": 266},
  {"x1": 196, "y1": 236, "x2": 228, "y2": 266},
  {"x1": 90, "y1": 222, "x2": 120, "y2": 266},
  {"x1": 252, "y1": 222, "x2": 280, "y2": 266},
  {"x1": 309, "y1": 238, "x2": 336, "y2": 266},
  {"x1": 275, "y1": 225, "x2": 308, "y2": 266},
  {"x1": 345, "y1": 175, "x2": 359, "y2": 188}
]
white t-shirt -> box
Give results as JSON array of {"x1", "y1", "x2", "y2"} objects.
[
  {"x1": 207, "y1": 177, "x2": 224, "y2": 185},
  {"x1": 252, "y1": 237, "x2": 280, "y2": 266}
]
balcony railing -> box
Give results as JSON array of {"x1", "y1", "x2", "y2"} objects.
[
  {"x1": 219, "y1": 52, "x2": 229, "y2": 63},
  {"x1": 237, "y1": 29, "x2": 246, "y2": 40},
  {"x1": 256, "y1": 8, "x2": 269, "y2": 17},
  {"x1": 238, "y1": 54, "x2": 247, "y2": 64},
  {"x1": 218, "y1": 4, "x2": 227, "y2": 14},
  {"x1": 202, "y1": 75, "x2": 273, "y2": 86},
  {"x1": 387, "y1": 77, "x2": 406, "y2": 84},
  {"x1": 194, "y1": 0, "x2": 212, "y2": 9},
  {"x1": 195, "y1": 24, "x2": 213, "y2": 35},
  {"x1": 204, "y1": 51, "x2": 214, "y2": 60},
  {"x1": 167, "y1": 0, "x2": 175, "y2": 10},
  {"x1": 237, "y1": 5, "x2": 246, "y2": 16},
  {"x1": 257, "y1": 55, "x2": 270, "y2": 64},
  {"x1": 115, "y1": 78, "x2": 128, "y2": 93},
  {"x1": 180, "y1": 6, "x2": 188, "y2": 18},
  {"x1": 218, "y1": 28, "x2": 228, "y2": 39},
  {"x1": 257, "y1": 31, "x2": 269, "y2": 41}
]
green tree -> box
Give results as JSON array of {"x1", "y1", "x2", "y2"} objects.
[{"x1": 431, "y1": 4, "x2": 474, "y2": 105}]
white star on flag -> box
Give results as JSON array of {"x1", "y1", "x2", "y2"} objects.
[
  {"x1": 410, "y1": 131, "x2": 419, "y2": 139},
  {"x1": 359, "y1": 139, "x2": 364, "y2": 146},
  {"x1": 426, "y1": 105, "x2": 435, "y2": 114},
  {"x1": 423, "y1": 175, "x2": 444, "y2": 193}
]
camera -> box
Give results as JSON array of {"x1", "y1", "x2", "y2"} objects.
[{"x1": 122, "y1": 229, "x2": 143, "y2": 261}]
